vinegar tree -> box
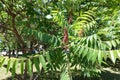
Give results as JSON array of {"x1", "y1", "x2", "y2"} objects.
[{"x1": 0, "y1": 0, "x2": 120, "y2": 80}]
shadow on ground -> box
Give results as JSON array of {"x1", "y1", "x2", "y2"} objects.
[
  {"x1": 73, "y1": 70, "x2": 120, "y2": 80},
  {"x1": 100, "y1": 70, "x2": 120, "y2": 80}
]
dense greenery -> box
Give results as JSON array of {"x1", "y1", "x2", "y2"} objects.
[{"x1": 0, "y1": 0, "x2": 120, "y2": 80}]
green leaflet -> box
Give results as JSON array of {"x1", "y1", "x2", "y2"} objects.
[
  {"x1": 86, "y1": 37, "x2": 90, "y2": 46},
  {"x1": 90, "y1": 35, "x2": 94, "y2": 47},
  {"x1": 51, "y1": 36, "x2": 55, "y2": 44},
  {"x1": 73, "y1": 9, "x2": 96, "y2": 34},
  {"x1": 109, "y1": 51, "x2": 116, "y2": 64},
  {"x1": 87, "y1": 49, "x2": 93, "y2": 62},
  {"x1": 82, "y1": 48, "x2": 88, "y2": 59},
  {"x1": 115, "y1": 39, "x2": 120, "y2": 44},
  {"x1": 111, "y1": 40, "x2": 117, "y2": 48},
  {"x1": 53, "y1": 38, "x2": 58, "y2": 47},
  {"x1": 91, "y1": 50, "x2": 98, "y2": 65},
  {"x1": 103, "y1": 52, "x2": 107, "y2": 61},
  {"x1": 117, "y1": 50, "x2": 120, "y2": 58},
  {"x1": 83, "y1": 14, "x2": 95, "y2": 21},
  {"x1": 74, "y1": 45, "x2": 81, "y2": 54},
  {"x1": 111, "y1": 50, "x2": 119, "y2": 59},
  {"x1": 106, "y1": 41, "x2": 112, "y2": 48},
  {"x1": 78, "y1": 46, "x2": 84, "y2": 57},
  {"x1": 27, "y1": 59, "x2": 32, "y2": 75},
  {"x1": 12, "y1": 60, "x2": 18, "y2": 77},
  {"x1": 46, "y1": 52, "x2": 52, "y2": 66},
  {"x1": 60, "y1": 70, "x2": 70, "y2": 80},
  {"x1": 7, "y1": 59, "x2": 12, "y2": 72},
  {"x1": 20, "y1": 60, "x2": 24, "y2": 75},
  {"x1": 0, "y1": 58, "x2": 6, "y2": 67},
  {"x1": 0, "y1": 57, "x2": 2, "y2": 62},
  {"x1": 34, "y1": 57, "x2": 40, "y2": 73},
  {"x1": 81, "y1": 16, "x2": 92, "y2": 22},
  {"x1": 93, "y1": 35, "x2": 97, "y2": 49},
  {"x1": 39, "y1": 55, "x2": 47, "y2": 71},
  {"x1": 98, "y1": 51, "x2": 102, "y2": 65},
  {"x1": 24, "y1": 27, "x2": 60, "y2": 46},
  {"x1": 38, "y1": 32, "x2": 43, "y2": 41}
]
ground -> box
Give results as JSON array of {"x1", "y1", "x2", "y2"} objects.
[
  {"x1": 0, "y1": 67, "x2": 11, "y2": 80},
  {"x1": 0, "y1": 67, "x2": 120, "y2": 80}
]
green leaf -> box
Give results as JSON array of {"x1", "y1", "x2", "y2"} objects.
[
  {"x1": 75, "y1": 45, "x2": 81, "y2": 54},
  {"x1": 111, "y1": 40, "x2": 117, "y2": 47},
  {"x1": 86, "y1": 37, "x2": 90, "y2": 46},
  {"x1": 115, "y1": 39, "x2": 120, "y2": 44},
  {"x1": 0, "y1": 58, "x2": 6, "y2": 67},
  {"x1": 109, "y1": 51, "x2": 116, "y2": 64},
  {"x1": 90, "y1": 36, "x2": 94, "y2": 47},
  {"x1": 82, "y1": 48, "x2": 88, "y2": 59},
  {"x1": 78, "y1": 47, "x2": 84, "y2": 57},
  {"x1": 60, "y1": 70, "x2": 70, "y2": 80},
  {"x1": 87, "y1": 49, "x2": 93, "y2": 61},
  {"x1": 7, "y1": 59, "x2": 12, "y2": 72},
  {"x1": 12, "y1": 60, "x2": 18, "y2": 77},
  {"x1": 117, "y1": 50, "x2": 120, "y2": 58},
  {"x1": 39, "y1": 55, "x2": 47, "y2": 71},
  {"x1": 98, "y1": 51, "x2": 103, "y2": 64},
  {"x1": 20, "y1": 60, "x2": 24, "y2": 75},
  {"x1": 46, "y1": 52, "x2": 52, "y2": 66},
  {"x1": 91, "y1": 50, "x2": 97, "y2": 64},
  {"x1": 27, "y1": 59, "x2": 32, "y2": 75},
  {"x1": 106, "y1": 41, "x2": 112, "y2": 48},
  {"x1": 53, "y1": 38, "x2": 58, "y2": 47},
  {"x1": 34, "y1": 57, "x2": 40, "y2": 73}
]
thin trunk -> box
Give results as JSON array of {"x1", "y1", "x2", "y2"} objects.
[
  {"x1": 11, "y1": 16, "x2": 26, "y2": 53},
  {"x1": 8, "y1": 48, "x2": 11, "y2": 58}
]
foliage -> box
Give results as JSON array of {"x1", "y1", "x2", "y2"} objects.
[{"x1": 0, "y1": 0, "x2": 120, "y2": 80}]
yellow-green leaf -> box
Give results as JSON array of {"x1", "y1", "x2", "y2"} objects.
[
  {"x1": 27, "y1": 59, "x2": 32, "y2": 75},
  {"x1": 7, "y1": 59, "x2": 12, "y2": 72},
  {"x1": 12, "y1": 60, "x2": 18, "y2": 77},
  {"x1": 109, "y1": 51, "x2": 116, "y2": 64},
  {"x1": 0, "y1": 58, "x2": 6, "y2": 67},
  {"x1": 39, "y1": 55, "x2": 47, "y2": 71}
]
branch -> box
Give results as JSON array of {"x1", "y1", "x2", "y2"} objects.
[{"x1": 0, "y1": 23, "x2": 13, "y2": 31}]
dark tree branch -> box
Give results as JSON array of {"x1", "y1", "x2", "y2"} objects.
[{"x1": 0, "y1": 23, "x2": 13, "y2": 31}]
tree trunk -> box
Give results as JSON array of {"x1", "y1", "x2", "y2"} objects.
[{"x1": 11, "y1": 16, "x2": 26, "y2": 53}]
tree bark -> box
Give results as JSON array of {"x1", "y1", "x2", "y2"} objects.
[{"x1": 11, "y1": 15, "x2": 26, "y2": 53}]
